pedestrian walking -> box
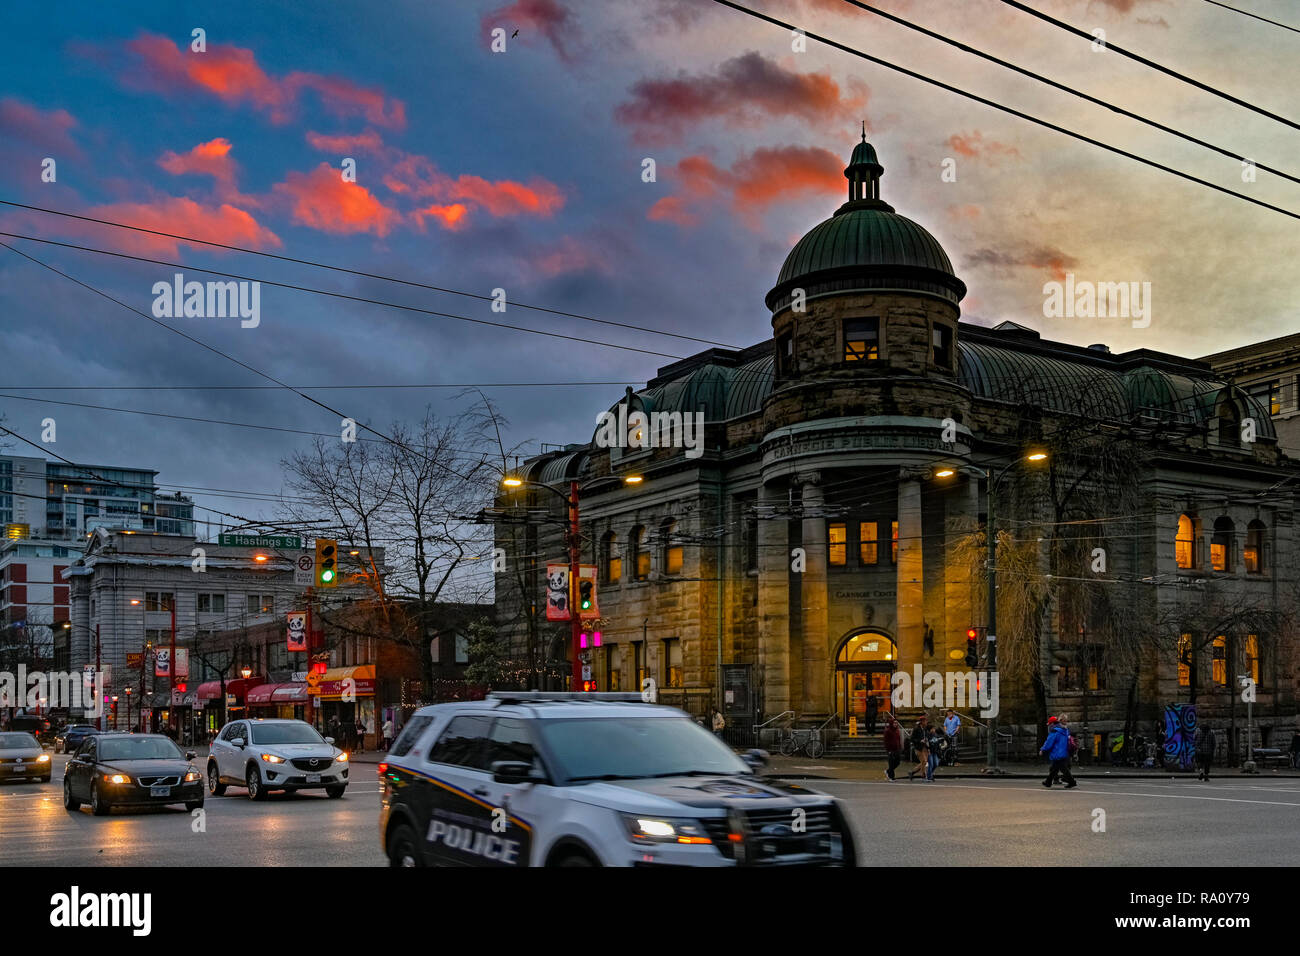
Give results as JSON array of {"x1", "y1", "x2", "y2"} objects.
[
  {"x1": 355, "y1": 717, "x2": 366, "y2": 754},
  {"x1": 865, "y1": 694, "x2": 879, "y2": 735},
  {"x1": 1195, "y1": 722, "x2": 1216, "y2": 780},
  {"x1": 943, "y1": 709, "x2": 961, "y2": 766},
  {"x1": 382, "y1": 716, "x2": 394, "y2": 751},
  {"x1": 883, "y1": 713, "x2": 903, "y2": 781},
  {"x1": 710, "y1": 708, "x2": 726, "y2": 737},
  {"x1": 1040, "y1": 716, "x2": 1077, "y2": 789},
  {"x1": 1156, "y1": 721, "x2": 1167, "y2": 769},
  {"x1": 908, "y1": 714, "x2": 930, "y2": 781},
  {"x1": 926, "y1": 723, "x2": 941, "y2": 780},
  {"x1": 1290, "y1": 725, "x2": 1300, "y2": 769}
]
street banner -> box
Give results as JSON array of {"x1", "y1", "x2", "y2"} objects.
[
  {"x1": 287, "y1": 611, "x2": 308, "y2": 651},
  {"x1": 154, "y1": 648, "x2": 171, "y2": 678},
  {"x1": 545, "y1": 563, "x2": 570, "y2": 621},
  {"x1": 174, "y1": 647, "x2": 189, "y2": 679}
]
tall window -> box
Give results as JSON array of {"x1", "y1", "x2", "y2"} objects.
[
  {"x1": 1175, "y1": 514, "x2": 1196, "y2": 569},
  {"x1": 663, "y1": 638, "x2": 682, "y2": 688},
  {"x1": 606, "y1": 644, "x2": 622, "y2": 691},
  {"x1": 197, "y1": 593, "x2": 225, "y2": 613},
  {"x1": 1177, "y1": 634, "x2": 1191, "y2": 687},
  {"x1": 1216, "y1": 399, "x2": 1241, "y2": 446},
  {"x1": 1245, "y1": 634, "x2": 1260, "y2": 684},
  {"x1": 631, "y1": 527, "x2": 650, "y2": 580},
  {"x1": 859, "y1": 521, "x2": 878, "y2": 564},
  {"x1": 744, "y1": 510, "x2": 758, "y2": 572},
  {"x1": 633, "y1": 642, "x2": 646, "y2": 688},
  {"x1": 932, "y1": 324, "x2": 953, "y2": 368},
  {"x1": 1244, "y1": 520, "x2": 1265, "y2": 574},
  {"x1": 661, "y1": 519, "x2": 683, "y2": 575},
  {"x1": 843, "y1": 317, "x2": 879, "y2": 362},
  {"x1": 891, "y1": 521, "x2": 899, "y2": 564},
  {"x1": 1210, "y1": 517, "x2": 1234, "y2": 573},
  {"x1": 828, "y1": 523, "x2": 847, "y2": 566},
  {"x1": 602, "y1": 531, "x2": 621, "y2": 584},
  {"x1": 775, "y1": 332, "x2": 793, "y2": 379},
  {"x1": 145, "y1": 591, "x2": 174, "y2": 612},
  {"x1": 1212, "y1": 635, "x2": 1227, "y2": 686},
  {"x1": 1248, "y1": 380, "x2": 1282, "y2": 416}
]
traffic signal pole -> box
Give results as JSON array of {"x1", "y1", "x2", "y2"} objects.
[
  {"x1": 169, "y1": 604, "x2": 177, "y2": 736},
  {"x1": 568, "y1": 481, "x2": 582, "y2": 692},
  {"x1": 986, "y1": 482, "x2": 998, "y2": 771}
]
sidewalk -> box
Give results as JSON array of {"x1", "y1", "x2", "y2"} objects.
[{"x1": 761, "y1": 754, "x2": 1300, "y2": 780}]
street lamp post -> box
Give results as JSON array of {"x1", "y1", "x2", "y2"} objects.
[{"x1": 503, "y1": 472, "x2": 641, "y2": 691}]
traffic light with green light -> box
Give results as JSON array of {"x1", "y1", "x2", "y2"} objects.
[{"x1": 315, "y1": 539, "x2": 338, "y2": 588}]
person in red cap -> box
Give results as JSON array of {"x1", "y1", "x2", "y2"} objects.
[{"x1": 1041, "y1": 715, "x2": 1077, "y2": 789}]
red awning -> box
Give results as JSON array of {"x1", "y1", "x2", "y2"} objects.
[
  {"x1": 245, "y1": 683, "x2": 279, "y2": 706},
  {"x1": 272, "y1": 683, "x2": 309, "y2": 703},
  {"x1": 195, "y1": 677, "x2": 265, "y2": 702}
]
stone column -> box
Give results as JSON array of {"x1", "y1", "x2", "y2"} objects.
[
  {"x1": 799, "y1": 473, "x2": 829, "y2": 714},
  {"x1": 756, "y1": 482, "x2": 791, "y2": 716},
  {"x1": 896, "y1": 476, "x2": 924, "y2": 667}
]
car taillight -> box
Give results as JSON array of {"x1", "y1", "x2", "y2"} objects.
[{"x1": 377, "y1": 762, "x2": 387, "y2": 775}]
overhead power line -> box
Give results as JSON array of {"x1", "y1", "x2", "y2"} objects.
[
  {"x1": 0, "y1": 199, "x2": 742, "y2": 350},
  {"x1": 708, "y1": 0, "x2": 1300, "y2": 221},
  {"x1": 836, "y1": 0, "x2": 1300, "y2": 186},
  {"x1": 995, "y1": 0, "x2": 1300, "y2": 131},
  {"x1": 1202, "y1": 0, "x2": 1300, "y2": 34}
]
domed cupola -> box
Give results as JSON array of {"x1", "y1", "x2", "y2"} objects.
[{"x1": 765, "y1": 133, "x2": 967, "y2": 313}]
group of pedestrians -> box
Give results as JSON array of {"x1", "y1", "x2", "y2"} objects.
[
  {"x1": 325, "y1": 715, "x2": 373, "y2": 753},
  {"x1": 880, "y1": 709, "x2": 963, "y2": 782}
]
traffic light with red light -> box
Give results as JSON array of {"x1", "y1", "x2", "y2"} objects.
[{"x1": 965, "y1": 628, "x2": 979, "y2": 668}]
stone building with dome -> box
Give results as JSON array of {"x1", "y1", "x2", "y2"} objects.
[{"x1": 492, "y1": 138, "x2": 1300, "y2": 758}]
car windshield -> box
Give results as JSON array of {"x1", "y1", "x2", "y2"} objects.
[
  {"x1": 98, "y1": 737, "x2": 183, "y2": 761},
  {"x1": 249, "y1": 723, "x2": 325, "y2": 745},
  {"x1": 536, "y1": 716, "x2": 751, "y2": 781},
  {"x1": 0, "y1": 733, "x2": 39, "y2": 749}
]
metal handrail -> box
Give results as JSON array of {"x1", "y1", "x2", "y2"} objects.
[
  {"x1": 754, "y1": 710, "x2": 795, "y2": 730},
  {"x1": 817, "y1": 713, "x2": 838, "y2": 732}
]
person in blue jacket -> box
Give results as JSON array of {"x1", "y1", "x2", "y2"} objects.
[{"x1": 1041, "y1": 716, "x2": 1077, "y2": 789}]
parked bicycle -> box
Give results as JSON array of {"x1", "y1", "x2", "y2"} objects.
[{"x1": 779, "y1": 727, "x2": 825, "y2": 759}]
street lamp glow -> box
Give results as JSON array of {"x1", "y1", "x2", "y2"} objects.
[
  {"x1": 253, "y1": 554, "x2": 268, "y2": 563},
  {"x1": 502, "y1": 476, "x2": 523, "y2": 487},
  {"x1": 1026, "y1": 451, "x2": 1048, "y2": 462},
  {"x1": 129, "y1": 599, "x2": 140, "y2": 606},
  {"x1": 240, "y1": 666, "x2": 252, "y2": 680},
  {"x1": 934, "y1": 468, "x2": 956, "y2": 478},
  {"x1": 624, "y1": 475, "x2": 644, "y2": 484}
]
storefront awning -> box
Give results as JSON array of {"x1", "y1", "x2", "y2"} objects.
[
  {"x1": 247, "y1": 682, "x2": 310, "y2": 705},
  {"x1": 246, "y1": 683, "x2": 278, "y2": 706},
  {"x1": 196, "y1": 677, "x2": 265, "y2": 701}
]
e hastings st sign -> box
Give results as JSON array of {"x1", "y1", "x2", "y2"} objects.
[{"x1": 217, "y1": 534, "x2": 303, "y2": 549}]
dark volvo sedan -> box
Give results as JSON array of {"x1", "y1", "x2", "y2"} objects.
[
  {"x1": 0, "y1": 732, "x2": 52, "y2": 783},
  {"x1": 63, "y1": 733, "x2": 205, "y2": 815}
]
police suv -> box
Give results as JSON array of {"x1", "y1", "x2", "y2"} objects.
[{"x1": 378, "y1": 692, "x2": 858, "y2": 867}]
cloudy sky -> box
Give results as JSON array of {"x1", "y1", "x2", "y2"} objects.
[{"x1": 1, "y1": 0, "x2": 1296, "y2": 536}]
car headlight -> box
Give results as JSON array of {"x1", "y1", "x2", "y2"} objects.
[
  {"x1": 336, "y1": 751, "x2": 348, "y2": 763},
  {"x1": 36, "y1": 754, "x2": 50, "y2": 763},
  {"x1": 105, "y1": 773, "x2": 130, "y2": 785},
  {"x1": 620, "y1": 814, "x2": 713, "y2": 845},
  {"x1": 260, "y1": 753, "x2": 285, "y2": 763},
  {"x1": 183, "y1": 770, "x2": 202, "y2": 783}
]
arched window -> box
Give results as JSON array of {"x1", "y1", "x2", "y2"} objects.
[
  {"x1": 1177, "y1": 634, "x2": 1191, "y2": 687},
  {"x1": 1244, "y1": 520, "x2": 1266, "y2": 574},
  {"x1": 1211, "y1": 517, "x2": 1234, "y2": 572},
  {"x1": 602, "y1": 531, "x2": 621, "y2": 584},
  {"x1": 1245, "y1": 634, "x2": 1260, "y2": 684},
  {"x1": 1175, "y1": 514, "x2": 1197, "y2": 569},
  {"x1": 661, "y1": 519, "x2": 683, "y2": 575},
  {"x1": 630, "y1": 526, "x2": 649, "y2": 580},
  {"x1": 1212, "y1": 635, "x2": 1228, "y2": 686},
  {"x1": 1216, "y1": 399, "x2": 1241, "y2": 446}
]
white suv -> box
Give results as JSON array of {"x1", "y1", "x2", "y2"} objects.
[
  {"x1": 378, "y1": 693, "x2": 858, "y2": 867},
  {"x1": 208, "y1": 718, "x2": 349, "y2": 800}
]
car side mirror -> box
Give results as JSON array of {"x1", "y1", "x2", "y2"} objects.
[
  {"x1": 325, "y1": 736, "x2": 335, "y2": 745},
  {"x1": 232, "y1": 738, "x2": 246, "y2": 749},
  {"x1": 185, "y1": 751, "x2": 197, "y2": 761},
  {"x1": 491, "y1": 760, "x2": 539, "y2": 785},
  {"x1": 742, "y1": 748, "x2": 770, "y2": 770}
]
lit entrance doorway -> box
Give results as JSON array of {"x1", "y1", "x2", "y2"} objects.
[{"x1": 835, "y1": 630, "x2": 897, "y2": 734}]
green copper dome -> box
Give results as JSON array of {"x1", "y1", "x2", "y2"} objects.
[{"x1": 766, "y1": 139, "x2": 966, "y2": 311}]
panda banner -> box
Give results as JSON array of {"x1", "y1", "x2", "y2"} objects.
[
  {"x1": 287, "y1": 611, "x2": 308, "y2": 651},
  {"x1": 545, "y1": 563, "x2": 570, "y2": 621}
]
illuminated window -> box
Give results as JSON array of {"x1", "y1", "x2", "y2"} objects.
[
  {"x1": 859, "y1": 521, "x2": 878, "y2": 564},
  {"x1": 1212, "y1": 635, "x2": 1227, "y2": 686},
  {"x1": 1177, "y1": 634, "x2": 1191, "y2": 687},
  {"x1": 1244, "y1": 520, "x2": 1265, "y2": 574},
  {"x1": 843, "y1": 318, "x2": 879, "y2": 363},
  {"x1": 606, "y1": 644, "x2": 622, "y2": 691},
  {"x1": 828, "y1": 523, "x2": 847, "y2": 566},
  {"x1": 891, "y1": 521, "x2": 899, "y2": 564},
  {"x1": 1245, "y1": 634, "x2": 1260, "y2": 684},
  {"x1": 631, "y1": 527, "x2": 650, "y2": 580},
  {"x1": 1175, "y1": 514, "x2": 1196, "y2": 569},
  {"x1": 1210, "y1": 517, "x2": 1233, "y2": 572},
  {"x1": 661, "y1": 519, "x2": 683, "y2": 575},
  {"x1": 602, "y1": 531, "x2": 621, "y2": 584},
  {"x1": 664, "y1": 638, "x2": 682, "y2": 688}
]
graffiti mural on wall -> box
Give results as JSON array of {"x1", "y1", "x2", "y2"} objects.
[{"x1": 1164, "y1": 702, "x2": 1198, "y2": 771}]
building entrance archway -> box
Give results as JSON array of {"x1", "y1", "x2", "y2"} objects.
[{"x1": 834, "y1": 629, "x2": 896, "y2": 733}]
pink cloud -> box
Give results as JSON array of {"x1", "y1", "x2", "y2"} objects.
[
  {"x1": 305, "y1": 129, "x2": 386, "y2": 154},
  {"x1": 946, "y1": 131, "x2": 1022, "y2": 164},
  {"x1": 481, "y1": 0, "x2": 579, "y2": 62},
  {"x1": 0, "y1": 97, "x2": 80, "y2": 157},
  {"x1": 412, "y1": 203, "x2": 470, "y2": 231},
  {"x1": 77, "y1": 196, "x2": 280, "y2": 256},
  {"x1": 273, "y1": 163, "x2": 400, "y2": 236}
]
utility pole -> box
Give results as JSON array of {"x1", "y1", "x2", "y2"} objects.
[
  {"x1": 986, "y1": 480, "x2": 999, "y2": 772},
  {"x1": 169, "y1": 602, "x2": 177, "y2": 736},
  {"x1": 304, "y1": 586, "x2": 315, "y2": 729},
  {"x1": 568, "y1": 481, "x2": 582, "y2": 692},
  {"x1": 95, "y1": 624, "x2": 102, "y2": 731}
]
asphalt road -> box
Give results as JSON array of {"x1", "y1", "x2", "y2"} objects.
[
  {"x1": 818, "y1": 775, "x2": 1300, "y2": 866},
  {"x1": 0, "y1": 753, "x2": 385, "y2": 867},
  {"x1": 5, "y1": 754, "x2": 1297, "y2": 866}
]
